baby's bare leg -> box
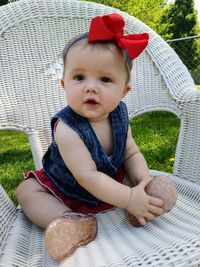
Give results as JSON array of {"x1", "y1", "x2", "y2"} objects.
[
  {"x1": 16, "y1": 178, "x2": 71, "y2": 229},
  {"x1": 17, "y1": 178, "x2": 97, "y2": 260}
]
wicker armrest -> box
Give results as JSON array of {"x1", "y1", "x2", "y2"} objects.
[{"x1": 173, "y1": 90, "x2": 200, "y2": 184}]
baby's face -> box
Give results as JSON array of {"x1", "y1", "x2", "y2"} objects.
[{"x1": 61, "y1": 40, "x2": 130, "y2": 122}]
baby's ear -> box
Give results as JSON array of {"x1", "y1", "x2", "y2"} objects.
[
  {"x1": 60, "y1": 79, "x2": 64, "y2": 88},
  {"x1": 122, "y1": 84, "x2": 131, "y2": 98}
]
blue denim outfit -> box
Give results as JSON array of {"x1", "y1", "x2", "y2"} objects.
[{"x1": 42, "y1": 101, "x2": 129, "y2": 206}]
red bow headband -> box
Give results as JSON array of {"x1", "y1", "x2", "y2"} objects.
[
  {"x1": 65, "y1": 13, "x2": 149, "y2": 69},
  {"x1": 89, "y1": 13, "x2": 149, "y2": 61}
]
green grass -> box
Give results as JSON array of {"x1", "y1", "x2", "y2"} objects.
[
  {"x1": 196, "y1": 85, "x2": 200, "y2": 90},
  {"x1": 0, "y1": 131, "x2": 34, "y2": 205},
  {"x1": 130, "y1": 112, "x2": 180, "y2": 173},
  {"x1": 0, "y1": 111, "x2": 180, "y2": 205}
]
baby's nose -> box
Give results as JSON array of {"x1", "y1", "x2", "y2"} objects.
[{"x1": 84, "y1": 82, "x2": 97, "y2": 93}]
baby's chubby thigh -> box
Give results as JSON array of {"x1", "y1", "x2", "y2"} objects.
[
  {"x1": 16, "y1": 178, "x2": 72, "y2": 228},
  {"x1": 16, "y1": 177, "x2": 49, "y2": 203}
]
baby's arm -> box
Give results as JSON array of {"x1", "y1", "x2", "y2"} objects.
[
  {"x1": 55, "y1": 121, "x2": 131, "y2": 210},
  {"x1": 124, "y1": 126, "x2": 150, "y2": 184},
  {"x1": 124, "y1": 126, "x2": 164, "y2": 225}
]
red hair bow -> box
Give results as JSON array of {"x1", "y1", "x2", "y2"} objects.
[{"x1": 88, "y1": 13, "x2": 149, "y2": 60}]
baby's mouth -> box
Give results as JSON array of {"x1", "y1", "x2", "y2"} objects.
[{"x1": 85, "y1": 99, "x2": 99, "y2": 105}]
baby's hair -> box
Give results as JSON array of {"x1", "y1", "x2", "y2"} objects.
[
  {"x1": 62, "y1": 33, "x2": 86, "y2": 70},
  {"x1": 62, "y1": 33, "x2": 131, "y2": 83}
]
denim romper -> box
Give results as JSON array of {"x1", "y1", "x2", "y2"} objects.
[{"x1": 42, "y1": 101, "x2": 129, "y2": 206}]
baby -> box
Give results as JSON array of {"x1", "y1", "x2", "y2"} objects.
[{"x1": 16, "y1": 13, "x2": 164, "y2": 260}]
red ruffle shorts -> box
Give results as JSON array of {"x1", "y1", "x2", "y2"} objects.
[{"x1": 24, "y1": 167, "x2": 125, "y2": 215}]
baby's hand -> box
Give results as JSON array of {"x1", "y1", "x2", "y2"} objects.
[{"x1": 126, "y1": 179, "x2": 164, "y2": 226}]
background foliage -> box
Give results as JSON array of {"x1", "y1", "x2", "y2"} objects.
[
  {"x1": 162, "y1": 0, "x2": 200, "y2": 71},
  {"x1": 84, "y1": 0, "x2": 169, "y2": 37},
  {"x1": 0, "y1": 0, "x2": 8, "y2": 5}
]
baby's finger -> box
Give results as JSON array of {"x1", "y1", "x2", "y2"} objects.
[
  {"x1": 140, "y1": 178, "x2": 152, "y2": 189},
  {"x1": 148, "y1": 205, "x2": 164, "y2": 216},
  {"x1": 138, "y1": 217, "x2": 147, "y2": 226},
  {"x1": 145, "y1": 212, "x2": 155, "y2": 221},
  {"x1": 149, "y1": 196, "x2": 164, "y2": 207}
]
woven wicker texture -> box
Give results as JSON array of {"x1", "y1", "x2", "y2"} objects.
[{"x1": 0, "y1": 0, "x2": 200, "y2": 266}]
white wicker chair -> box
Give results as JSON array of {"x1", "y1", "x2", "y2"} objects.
[{"x1": 0, "y1": 0, "x2": 200, "y2": 266}]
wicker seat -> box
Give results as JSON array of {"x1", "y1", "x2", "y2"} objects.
[{"x1": 0, "y1": 0, "x2": 200, "y2": 266}]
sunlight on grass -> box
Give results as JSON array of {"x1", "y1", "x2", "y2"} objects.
[{"x1": 130, "y1": 111, "x2": 180, "y2": 173}]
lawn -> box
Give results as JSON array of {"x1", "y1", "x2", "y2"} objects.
[
  {"x1": 0, "y1": 111, "x2": 180, "y2": 205},
  {"x1": 0, "y1": 131, "x2": 34, "y2": 205}
]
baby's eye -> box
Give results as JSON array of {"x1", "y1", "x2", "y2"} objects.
[
  {"x1": 100, "y1": 77, "x2": 112, "y2": 83},
  {"x1": 74, "y1": 75, "x2": 85, "y2": 81}
]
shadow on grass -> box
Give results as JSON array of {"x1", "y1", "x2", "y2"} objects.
[
  {"x1": 0, "y1": 130, "x2": 34, "y2": 205},
  {"x1": 0, "y1": 149, "x2": 33, "y2": 165}
]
